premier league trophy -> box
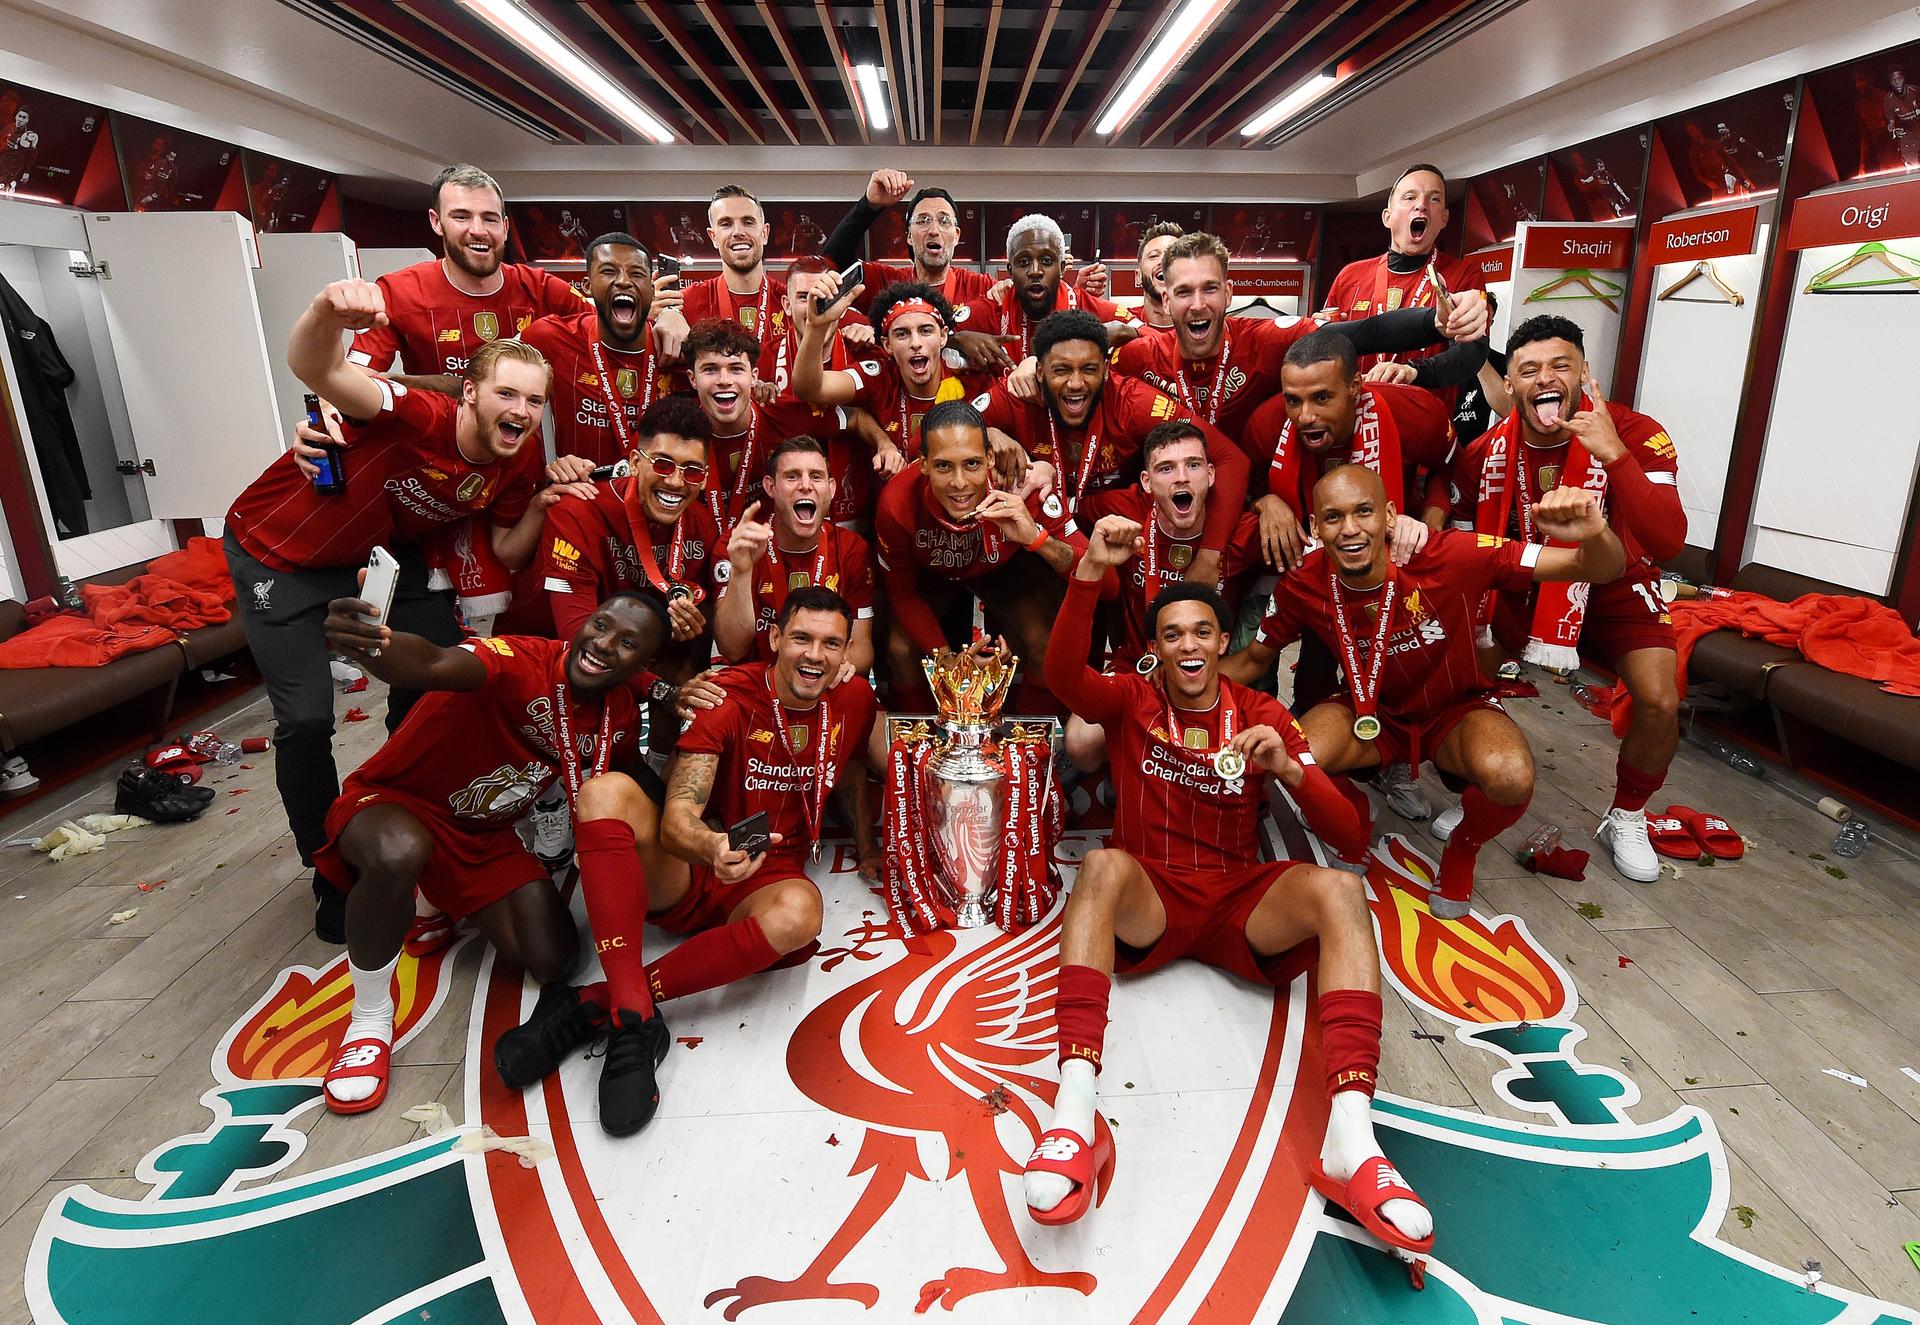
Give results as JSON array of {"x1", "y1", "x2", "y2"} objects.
[{"x1": 883, "y1": 648, "x2": 1061, "y2": 936}]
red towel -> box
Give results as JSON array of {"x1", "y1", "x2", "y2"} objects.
[{"x1": 0, "y1": 536, "x2": 235, "y2": 669}]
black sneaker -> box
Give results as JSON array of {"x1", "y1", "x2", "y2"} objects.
[
  {"x1": 494, "y1": 983, "x2": 609, "y2": 1090},
  {"x1": 114, "y1": 765, "x2": 214, "y2": 822},
  {"x1": 600, "y1": 1008, "x2": 670, "y2": 1138},
  {"x1": 312, "y1": 874, "x2": 347, "y2": 945}
]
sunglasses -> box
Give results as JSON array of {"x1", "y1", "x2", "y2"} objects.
[{"x1": 642, "y1": 452, "x2": 709, "y2": 485}]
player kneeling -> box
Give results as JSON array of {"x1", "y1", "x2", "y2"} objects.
[
  {"x1": 317, "y1": 591, "x2": 667, "y2": 1131},
  {"x1": 1025, "y1": 514, "x2": 1434, "y2": 1267}
]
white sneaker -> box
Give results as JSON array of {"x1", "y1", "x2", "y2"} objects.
[
  {"x1": 1596, "y1": 808, "x2": 1660, "y2": 883},
  {"x1": 529, "y1": 793, "x2": 574, "y2": 870},
  {"x1": 1429, "y1": 803, "x2": 1463, "y2": 842},
  {"x1": 1377, "y1": 761, "x2": 1432, "y2": 820}
]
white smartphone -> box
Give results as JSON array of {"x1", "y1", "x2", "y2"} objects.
[{"x1": 361, "y1": 545, "x2": 400, "y2": 628}]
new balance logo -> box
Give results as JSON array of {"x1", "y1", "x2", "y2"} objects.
[
  {"x1": 331, "y1": 1043, "x2": 384, "y2": 1071},
  {"x1": 1375, "y1": 1164, "x2": 1407, "y2": 1191},
  {"x1": 1032, "y1": 1136, "x2": 1082, "y2": 1165}
]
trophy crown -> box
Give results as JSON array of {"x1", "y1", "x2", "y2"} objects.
[{"x1": 923, "y1": 646, "x2": 1020, "y2": 727}]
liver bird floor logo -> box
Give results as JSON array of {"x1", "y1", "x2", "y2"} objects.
[{"x1": 24, "y1": 816, "x2": 1920, "y2": 1323}]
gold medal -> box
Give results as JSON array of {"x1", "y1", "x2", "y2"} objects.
[
  {"x1": 1212, "y1": 747, "x2": 1247, "y2": 780},
  {"x1": 1353, "y1": 714, "x2": 1382, "y2": 741}
]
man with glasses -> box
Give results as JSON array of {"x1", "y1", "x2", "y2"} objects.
[{"x1": 540, "y1": 396, "x2": 722, "y2": 665}]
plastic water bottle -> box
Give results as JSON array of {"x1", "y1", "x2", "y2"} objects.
[
  {"x1": 1831, "y1": 818, "x2": 1870, "y2": 858},
  {"x1": 1517, "y1": 824, "x2": 1563, "y2": 869},
  {"x1": 185, "y1": 731, "x2": 243, "y2": 765},
  {"x1": 1706, "y1": 739, "x2": 1763, "y2": 778}
]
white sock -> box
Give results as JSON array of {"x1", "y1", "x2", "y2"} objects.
[
  {"x1": 327, "y1": 954, "x2": 398, "y2": 1105},
  {"x1": 1320, "y1": 1089, "x2": 1432, "y2": 1242},
  {"x1": 1025, "y1": 1057, "x2": 1098, "y2": 1212}
]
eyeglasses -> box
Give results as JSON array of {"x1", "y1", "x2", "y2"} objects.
[
  {"x1": 910, "y1": 215, "x2": 958, "y2": 231},
  {"x1": 642, "y1": 452, "x2": 709, "y2": 485}
]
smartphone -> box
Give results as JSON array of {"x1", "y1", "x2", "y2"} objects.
[
  {"x1": 814, "y1": 260, "x2": 862, "y2": 315},
  {"x1": 360, "y1": 545, "x2": 401, "y2": 629},
  {"x1": 1426, "y1": 260, "x2": 1452, "y2": 304},
  {"x1": 652, "y1": 253, "x2": 682, "y2": 281},
  {"x1": 726, "y1": 810, "x2": 773, "y2": 858}
]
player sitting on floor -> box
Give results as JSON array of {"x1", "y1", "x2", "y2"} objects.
[{"x1": 1024, "y1": 513, "x2": 1433, "y2": 1266}]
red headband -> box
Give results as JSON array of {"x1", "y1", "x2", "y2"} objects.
[{"x1": 882, "y1": 298, "x2": 942, "y2": 334}]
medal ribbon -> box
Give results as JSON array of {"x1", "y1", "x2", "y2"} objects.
[
  {"x1": 1160, "y1": 684, "x2": 1237, "y2": 768},
  {"x1": 1044, "y1": 408, "x2": 1104, "y2": 515},
  {"x1": 587, "y1": 337, "x2": 650, "y2": 459},
  {"x1": 1175, "y1": 327, "x2": 1231, "y2": 426},
  {"x1": 629, "y1": 496, "x2": 692, "y2": 599},
  {"x1": 765, "y1": 534, "x2": 833, "y2": 633},
  {"x1": 722, "y1": 280, "x2": 772, "y2": 338},
  {"x1": 1329, "y1": 561, "x2": 1397, "y2": 728},
  {"x1": 768, "y1": 676, "x2": 832, "y2": 850},
  {"x1": 710, "y1": 409, "x2": 760, "y2": 530},
  {"x1": 551, "y1": 663, "x2": 614, "y2": 802}
]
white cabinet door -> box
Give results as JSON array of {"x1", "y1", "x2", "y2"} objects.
[
  {"x1": 254, "y1": 231, "x2": 359, "y2": 445},
  {"x1": 80, "y1": 210, "x2": 286, "y2": 519}
]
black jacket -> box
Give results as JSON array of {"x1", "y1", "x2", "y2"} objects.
[{"x1": 0, "y1": 272, "x2": 89, "y2": 535}]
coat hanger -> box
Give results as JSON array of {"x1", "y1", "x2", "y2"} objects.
[
  {"x1": 1525, "y1": 268, "x2": 1624, "y2": 312},
  {"x1": 1804, "y1": 241, "x2": 1920, "y2": 294},
  {"x1": 1657, "y1": 259, "x2": 1746, "y2": 305}
]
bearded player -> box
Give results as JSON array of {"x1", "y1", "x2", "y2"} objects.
[
  {"x1": 1115, "y1": 232, "x2": 1487, "y2": 462},
  {"x1": 713, "y1": 435, "x2": 875, "y2": 674},
  {"x1": 1225, "y1": 466, "x2": 1626, "y2": 916},
  {"x1": 972, "y1": 311, "x2": 1251, "y2": 568},
  {"x1": 1447, "y1": 316, "x2": 1684, "y2": 883},
  {"x1": 874, "y1": 401, "x2": 1096, "y2": 711},
  {"x1": 317, "y1": 591, "x2": 670, "y2": 1133},
  {"x1": 681, "y1": 184, "x2": 786, "y2": 349},
  {"x1": 1027, "y1": 513, "x2": 1439, "y2": 1265},
  {"x1": 1132, "y1": 220, "x2": 1186, "y2": 331},
  {"x1": 955, "y1": 213, "x2": 1135, "y2": 362}
]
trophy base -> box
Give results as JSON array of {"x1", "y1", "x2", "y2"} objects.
[{"x1": 953, "y1": 894, "x2": 993, "y2": 929}]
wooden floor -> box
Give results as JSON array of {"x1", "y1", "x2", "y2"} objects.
[{"x1": 4, "y1": 672, "x2": 1920, "y2": 1316}]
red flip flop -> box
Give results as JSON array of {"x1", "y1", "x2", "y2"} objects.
[
  {"x1": 323, "y1": 1036, "x2": 392, "y2": 1115},
  {"x1": 403, "y1": 910, "x2": 456, "y2": 958},
  {"x1": 1023, "y1": 1121, "x2": 1116, "y2": 1226},
  {"x1": 1308, "y1": 1154, "x2": 1436, "y2": 1259},
  {"x1": 1644, "y1": 811, "x2": 1702, "y2": 860},
  {"x1": 1667, "y1": 805, "x2": 1745, "y2": 860}
]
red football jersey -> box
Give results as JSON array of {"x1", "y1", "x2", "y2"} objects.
[
  {"x1": 1080, "y1": 486, "x2": 1262, "y2": 661},
  {"x1": 519, "y1": 309, "x2": 674, "y2": 468},
  {"x1": 1249, "y1": 380, "x2": 1456, "y2": 515},
  {"x1": 227, "y1": 381, "x2": 534, "y2": 572},
  {"x1": 954, "y1": 283, "x2": 1129, "y2": 360},
  {"x1": 342, "y1": 635, "x2": 643, "y2": 829},
  {"x1": 541, "y1": 477, "x2": 723, "y2": 638},
  {"x1": 970, "y1": 373, "x2": 1248, "y2": 547},
  {"x1": 681, "y1": 276, "x2": 789, "y2": 348},
  {"x1": 1256, "y1": 530, "x2": 1539, "y2": 721},
  {"x1": 1047, "y1": 577, "x2": 1357, "y2": 872},
  {"x1": 1448, "y1": 400, "x2": 1682, "y2": 610},
  {"x1": 873, "y1": 468, "x2": 1083, "y2": 654},
  {"x1": 714, "y1": 524, "x2": 875, "y2": 662},
  {"x1": 840, "y1": 356, "x2": 998, "y2": 460},
  {"x1": 1113, "y1": 315, "x2": 1322, "y2": 454},
  {"x1": 348, "y1": 260, "x2": 582, "y2": 376},
  {"x1": 1321, "y1": 252, "x2": 1487, "y2": 372},
  {"x1": 677, "y1": 662, "x2": 878, "y2": 870}
]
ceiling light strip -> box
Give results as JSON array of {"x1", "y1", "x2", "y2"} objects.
[
  {"x1": 1093, "y1": 0, "x2": 1233, "y2": 137},
  {"x1": 459, "y1": 0, "x2": 676, "y2": 143},
  {"x1": 855, "y1": 62, "x2": 891, "y2": 132}
]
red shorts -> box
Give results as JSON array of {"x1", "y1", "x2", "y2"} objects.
[
  {"x1": 1333, "y1": 689, "x2": 1506, "y2": 772},
  {"x1": 649, "y1": 852, "x2": 814, "y2": 935},
  {"x1": 314, "y1": 786, "x2": 546, "y2": 921},
  {"x1": 1492, "y1": 575, "x2": 1677, "y2": 668},
  {"x1": 1116, "y1": 857, "x2": 1318, "y2": 986}
]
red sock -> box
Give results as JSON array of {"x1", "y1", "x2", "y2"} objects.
[
  {"x1": 576, "y1": 818, "x2": 653, "y2": 1022},
  {"x1": 645, "y1": 916, "x2": 782, "y2": 1003},
  {"x1": 1055, "y1": 963, "x2": 1111, "y2": 1072},
  {"x1": 1332, "y1": 775, "x2": 1374, "y2": 853},
  {"x1": 1437, "y1": 784, "x2": 1527, "y2": 903},
  {"x1": 1320, "y1": 988, "x2": 1384, "y2": 1098},
  {"x1": 1609, "y1": 754, "x2": 1667, "y2": 813}
]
